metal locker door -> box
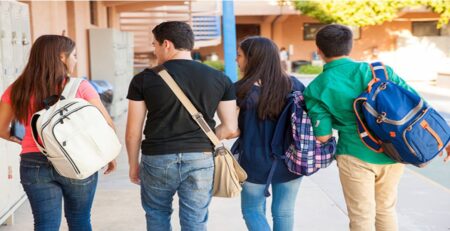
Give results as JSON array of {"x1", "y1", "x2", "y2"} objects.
[
  {"x1": 0, "y1": 2, "x2": 13, "y2": 88},
  {"x1": 5, "y1": 142, "x2": 24, "y2": 208},
  {"x1": 0, "y1": 140, "x2": 10, "y2": 220},
  {"x1": 10, "y1": 2, "x2": 23, "y2": 78},
  {"x1": 0, "y1": 15, "x2": 3, "y2": 95},
  {"x1": 0, "y1": 43, "x2": 3, "y2": 95},
  {"x1": 113, "y1": 48, "x2": 122, "y2": 75},
  {"x1": 127, "y1": 33, "x2": 134, "y2": 69},
  {"x1": 19, "y1": 3, "x2": 31, "y2": 69}
]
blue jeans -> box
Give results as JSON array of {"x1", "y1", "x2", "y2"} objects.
[
  {"x1": 20, "y1": 153, "x2": 98, "y2": 231},
  {"x1": 241, "y1": 177, "x2": 302, "y2": 231},
  {"x1": 140, "y1": 152, "x2": 214, "y2": 231}
]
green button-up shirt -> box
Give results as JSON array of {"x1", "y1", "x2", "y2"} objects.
[{"x1": 304, "y1": 58, "x2": 416, "y2": 164}]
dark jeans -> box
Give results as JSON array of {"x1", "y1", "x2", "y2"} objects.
[{"x1": 20, "y1": 153, "x2": 98, "y2": 231}]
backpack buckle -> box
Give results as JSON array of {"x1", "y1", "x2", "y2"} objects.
[{"x1": 376, "y1": 112, "x2": 386, "y2": 124}]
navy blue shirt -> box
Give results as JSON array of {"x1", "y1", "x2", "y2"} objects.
[{"x1": 235, "y1": 77, "x2": 305, "y2": 184}]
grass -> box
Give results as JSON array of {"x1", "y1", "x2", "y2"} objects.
[
  {"x1": 203, "y1": 60, "x2": 225, "y2": 72},
  {"x1": 203, "y1": 60, "x2": 241, "y2": 79},
  {"x1": 297, "y1": 64, "x2": 323, "y2": 75}
]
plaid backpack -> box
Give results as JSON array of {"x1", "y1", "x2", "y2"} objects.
[
  {"x1": 264, "y1": 91, "x2": 336, "y2": 196},
  {"x1": 271, "y1": 91, "x2": 336, "y2": 176},
  {"x1": 283, "y1": 91, "x2": 336, "y2": 176}
]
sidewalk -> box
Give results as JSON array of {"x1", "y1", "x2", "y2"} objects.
[{"x1": 1, "y1": 110, "x2": 450, "y2": 231}]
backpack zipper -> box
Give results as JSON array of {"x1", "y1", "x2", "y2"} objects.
[
  {"x1": 420, "y1": 120, "x2": 443, "y2": 149},
  {"x1": 40, "y1": 101, "x2": 79, "y2": 148},
  {"x1": 363, "y1": 99, "x2": 424, "y2": 125},
  {"x1": 371, "y1": 82, "x2": 387, "y2": 101},
  {"x1": 51, "y1": 104, "x2": 98, "y2": 175},
  {"x1": 402, "y1": 108, "x2": 428, "y2": 157}
]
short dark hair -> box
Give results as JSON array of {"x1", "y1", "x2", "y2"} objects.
[
  {"x1": 152, "y1": 21, "x2": 194, "y2": 51},
  {"x1": 315, "y1": 24, "x2": 353, "y2": 58}
]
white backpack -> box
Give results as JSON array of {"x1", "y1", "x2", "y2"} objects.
[{"x1": 31, "y1": 78, "x2": 121, "y2": 179}]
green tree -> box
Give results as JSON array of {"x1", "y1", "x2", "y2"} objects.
[{"x1": 295, "y1": 0, "x2": 450, "y2": 28}]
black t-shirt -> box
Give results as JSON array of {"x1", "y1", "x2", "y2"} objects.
[{"x1": 127, "y1": 59, "x2": 236, "y2": 155}]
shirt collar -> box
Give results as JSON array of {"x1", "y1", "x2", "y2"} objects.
[{"x1": 323, "y1": 57, "x2": 353, "y2": 71}]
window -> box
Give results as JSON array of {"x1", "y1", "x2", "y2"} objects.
[
  {"x1": 303, "y1": 23, "x2": 324, "y2": 40},
  {"x1": 303, "y1": 23, "x2": 360, "y2": 40},
  {"x1": 412, "y1": 21, "x2": 441, "y2": 36}
]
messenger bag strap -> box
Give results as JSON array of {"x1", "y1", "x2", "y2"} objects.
[{"x1": 152, "y1": 65, "x2": 221, "y2": 147}]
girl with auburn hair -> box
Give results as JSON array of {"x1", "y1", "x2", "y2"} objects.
[
  {"x1": 0, "y1": 35, "x2": 116, "y2": 231},
  {"x1": 235, "y1": 36, "x2": 305, "y2": 231}
]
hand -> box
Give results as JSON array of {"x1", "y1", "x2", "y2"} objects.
[
  {"x1": 104, "y1": 159, "x2": 117, "y2": 175},
  {"x1": 129, "y1": 163, "x2": 140, "y2": 185},
  {"x1": 441, "y1": 145, "x2": 450, "y2": 163}
]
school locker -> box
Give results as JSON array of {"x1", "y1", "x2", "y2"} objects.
[
  {"x1": 14, "y1": 3, "x2": 31, "y2": 73},
  {"x1": 0, "y1": 0, "x2": 30, "y2": 226},
  {"x1": 0, "y1": 140, "x2": 9, "y2": 217},
  {"x1": 89, "y1": 28, "x2": 134, "y2": 119},
  {"x1": 0, "y1": 1, "x2": 14, "y2": 83},
  {"x1": 0, "y1": 48, "x2": 4, "y2": 96},
  {"x1": 5, "y1": 142, "x2": 23, "y2": 207}
]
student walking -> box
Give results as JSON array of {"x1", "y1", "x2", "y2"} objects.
[
  {"x1": 0, "y1": 35, "x2": 117, "y2": 231},
  {"x1": 304, "y1": 24, "x2": 417, "y2": 231},
  {"x1": 234, "y1": 36, "x2": 304, "y2": 231},
  {"x1": 125, "y1": 21, "x2": 239, "y2": 231}
]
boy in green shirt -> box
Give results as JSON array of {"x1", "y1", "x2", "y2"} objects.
[{"x1": 304, "y1": 24, "x2": 409, "y2": 231}]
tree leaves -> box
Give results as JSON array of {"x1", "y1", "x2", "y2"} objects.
[{"x1": 295, "y1": 0, "x2": 450, "y2": 28}]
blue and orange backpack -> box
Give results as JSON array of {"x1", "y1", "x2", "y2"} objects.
[{"x1": 353, "y1": 62, "x2": 450, "y2": 167}]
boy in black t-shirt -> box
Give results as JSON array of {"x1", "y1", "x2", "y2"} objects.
[{"x1": 125, "y1": 21, "x2": 239, "y2": 231}]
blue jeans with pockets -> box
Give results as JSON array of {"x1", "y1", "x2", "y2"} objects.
[
  {"x1": 20, "y1": 153, "x2": 98, "y2": 231},
  {"x1": 139, "y1": 152, "x2": 214, "y2": 231}
]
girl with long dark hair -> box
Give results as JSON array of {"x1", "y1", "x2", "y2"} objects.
[
  {"x1": 0, "y1": 35, "x2": 116, "y2": 231},
  {"x1": 235, "y1": 36, "x2": 305, "y2": 231}
]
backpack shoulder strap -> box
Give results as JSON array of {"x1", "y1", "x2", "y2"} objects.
[
  {"x1": 30, "y1": 114, "x2": 47, "y2": 154},
  {"x1": 61, "y1": 78, "x2": 83, "y2": 99},
  {"x1": 367, "y1": 62, "x2": 389, "y2": 92},
  {"x1": 370, "y1": 62, "x2": 389, "y2": 81},
  {"x1": 353, "y1": 97, "x2": 383, "y2": 153}
]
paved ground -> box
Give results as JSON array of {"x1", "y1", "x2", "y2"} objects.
[{"x1": 1, "y1": 81, "x2": 450, "y2": 231}]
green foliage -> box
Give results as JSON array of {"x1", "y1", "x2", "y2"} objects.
[
  {"x1": 203, "y1": 60, "x2": 241, "y2": 79},
  {"x1": 295, "y1": 0, "x2": 450, "y2": 28},
  {"x1": 203, "y1": 60, "x2": 225, "y2": 72},
  {"x1": 297, "y1": 64, "x2": 323, "y2": 74}
]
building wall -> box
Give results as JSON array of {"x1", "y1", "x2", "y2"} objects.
[
  {"x1": 21, "y1": 1, "x2": 109, "y2": 78},
  {"x1": 199, "y1": 15, "x2": 414, "y2": 63},
  {"x1": 279, "y1": 15, "x2": 412, "y2": 61},
  {"x1": 23, "y1": 1, "x2": 69, "y2": 39},
  {"x1": 18, "y1": 2, "x2": 443, "y2": 73},
  {"x1": 68, "y1": 1, "x2": 91, "y2": 77}
]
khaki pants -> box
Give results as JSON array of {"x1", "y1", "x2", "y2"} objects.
[{"x1": 336, "y1": 155, "x2": 404, "y2": 231}]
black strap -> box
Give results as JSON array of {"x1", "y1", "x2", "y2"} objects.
[{"x1": 43, "y1": 95, "x2": 65, "y2": 110}]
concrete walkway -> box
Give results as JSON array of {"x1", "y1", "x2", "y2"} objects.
[{"x1": 1, "y1": 85, "x2": 450, "y2": 231}]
